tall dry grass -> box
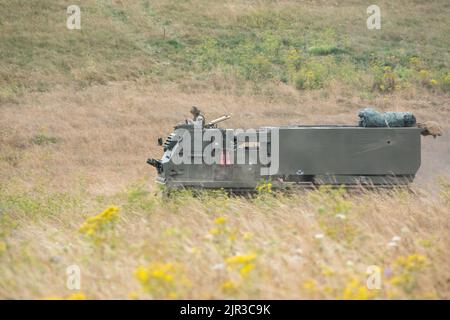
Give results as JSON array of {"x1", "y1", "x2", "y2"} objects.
[{"x1": 0, "y1": 83, "x2": 449, "y2": 299}]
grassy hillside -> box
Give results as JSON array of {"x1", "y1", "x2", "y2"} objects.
[
  {"x1": 0, "y1": 0, "x2": 449, "y2": 299},
  {"x1": 1, "y1": 0, "x2": 450, "y2": 103}
]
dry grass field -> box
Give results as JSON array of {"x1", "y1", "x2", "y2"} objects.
[{"x1": 0, "y1": 0, "x2": 449, "y2": 299}]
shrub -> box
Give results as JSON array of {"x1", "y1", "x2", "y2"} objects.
[
  {"x1": 372, "y1": 65, "x2": 397, "y2": 93},
  {"x1": 31, "y1": 134, "x2": 58, "y2": 146},
  {"x1": 294, "y1": 62, "x2": 326, "y2": 90},
  {"x1": 308, "y1": 45, "x2": 345, "y2": 56},
  {"x1": 441, "y1": 73, "x2": 450, "y2": 92}
]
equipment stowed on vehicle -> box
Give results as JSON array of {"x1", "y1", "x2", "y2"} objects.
[{"x1": 147, "y1": 107, "x2": 442, "y2": 191}]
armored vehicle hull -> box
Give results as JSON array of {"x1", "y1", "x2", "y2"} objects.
[{"x1": 148, "y1": 123, "x2": 422, "y2": 191}]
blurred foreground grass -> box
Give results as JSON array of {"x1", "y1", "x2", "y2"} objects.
[{"x1": 1, "y1": 182, "x2": 449, "y2": 299}]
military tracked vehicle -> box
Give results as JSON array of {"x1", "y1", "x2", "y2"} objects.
[{"x1": 147, "y1": 108, "x2": 441, "y2": 192}]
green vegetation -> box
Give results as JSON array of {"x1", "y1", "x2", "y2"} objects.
[{"x1": 31, "y1": 134, "x2": 58, "y2": 146}]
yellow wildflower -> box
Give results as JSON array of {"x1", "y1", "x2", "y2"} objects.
[
  {"x1": 226, "y1": 253, "x2": 257, "y2": 265},
  {"x1": 128, "y1": 292, "x2": 139, "y2": 300},
  {"x1": 239, "y1": 263, "x2": 255, "y2": 277},
  {"x1": 134, "y1": 266, "x2": 149, "y2": 283},
  {"x1": 221, "y1": 280, "x2": 237, "y2": 293},
  {"x1": 168, "y1": 292, "x2": 178, "y2": 299},
  {"x1": 243, "y1": 232, "x2": 254, "y2": 241},
  {"x1": 302, "y1": 279, "x2": 317, "y2": 291},
  {"x1": 228, "y1": 231, "x2": 237, "y2": 241},
  {"x1": 443, "y1": 73, "x2": 450, "y2": 85},
  {"x1": 134, "y1": 262, "x2": 188, "y2": 299},
  {"x1": 225, "y1": 253, "x2": 257, "y2": 279},
  {"x1": 419, "y1": 69, "x2": 430, "y2": 78},
  {"x1": 0, "y1": 241, "x2": 6, "y2": 254},
  {"x1": 342, "y1": 278, "x2": 375, "y2": 300},
  {"x1": 152, "y1": 269, "x2": 174, "y2": 282},
  {"x1": 79, "y1": 206, "x2": 120, "y2": 242},
  {"x1": 209, "y1": 228, "x2": 220, "y2": 235},
  {"x1": 256, "y1": 181, "x2": 272, "y2": 193},
  {"x1": 390, "y1": 274, "x2": 413, "y2": 286},
  {"x1": 389, "y1": 253, "x2": 428, "y2": 292},
  {"x1": 324, "y1": 286, "x2": 334, "y2": 294},
  {"x1": 214, "y1": 217, "x2": 227, "y2": 225},
  {"x1": 67, "y1": 293, "x2": 86, "y2": 300},
  {"x1": 394, "y1": 253, "x2": 427, "y2": 272},
  {"x1": 321, "y1": 266, "x2": 335, "y2": 277}
]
